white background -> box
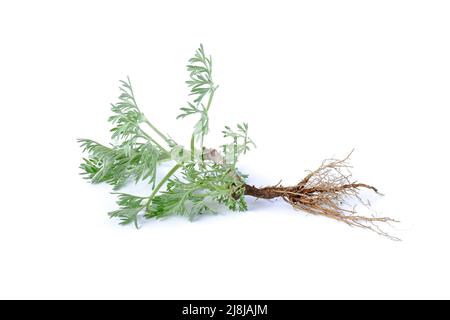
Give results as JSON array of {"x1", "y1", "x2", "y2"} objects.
[{"x1": 1, "y1": 0, "x2": 449, "y2": 299}]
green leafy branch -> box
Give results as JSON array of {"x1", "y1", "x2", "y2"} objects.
[
  {"x1": 79, "y1": 44, "x2": 254, "y2": 227},
  {"x1": 222, "y1": 123, "x2": 256, "y2": 165},
  {"x1": 178, "y1": 44, "x2": 218, "y2": 159}
]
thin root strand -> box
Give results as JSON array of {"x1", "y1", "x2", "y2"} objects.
[{"x1": 244, "y1": 152, "x2": 399, "y2": 240}]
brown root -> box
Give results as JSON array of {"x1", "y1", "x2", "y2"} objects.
[{"x1": 244, "y1": 151, "x2": 399, "y2": 240}]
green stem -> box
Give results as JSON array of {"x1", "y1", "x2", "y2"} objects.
[
  {"x1": 144, "y1": 119, "x2": 174, "y2": 148},
  {"x1": 233, "y1": 137, "x2": 238, "y2": 165},
  {"x1": 146, "y1": 163, "x2": 182, "y2": 210},
  {"x1": 199, "y1": 86, "x2": 216, "y2": 163},
  {"x1": 190, "y1": 134, "x2": 196, "y2": 162},
  {"x1": 139, "y1": 131, "x2": 169, "y2": 154},
  {"x1": 200, "y1": 134, "x2": 204, "y2": 163},
  {"x1": 205, "y1": 86, "x2": 216, "y2": 111}
]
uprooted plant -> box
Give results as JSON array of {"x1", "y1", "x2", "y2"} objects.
[{"x1": 79, "y1": 44, "x2": 399, "y2": 240}]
